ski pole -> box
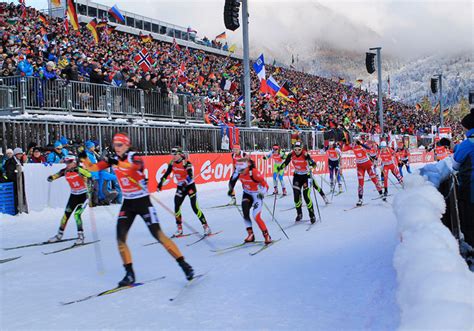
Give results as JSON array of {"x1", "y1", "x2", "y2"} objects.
[
  {"x1": 263, "y1": 199, "x2": 289, "y2": 240},
  {"x1": 193, "y1": 155, "x2": 221, "y2": 181},
  {"x1": 47, "y1": 182, "x2": 51, "y2": 208},
  {"x1": 86, "y1": 192, "x2": 105, "y2": 275},
  {"x1": 341, "y1": 172, "x2": 348, "y2": 192},
  {"x1": 310, "y1": 175, "x2": 322, "y2": 222},
  {"x1": 388, "y1": 176, "x2": 401, "y2": 191}
]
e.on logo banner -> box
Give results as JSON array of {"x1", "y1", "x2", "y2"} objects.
[{"x1": 143, "y1": 150, "x2": 433, "y2": 191}]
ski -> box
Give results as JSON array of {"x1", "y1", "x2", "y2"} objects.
[
  {"x1": 61, "y1": 276, "x2": 166, "y2": 305},
  {"x1": 249, "y1": 239, "x2": 281, "y2": 256},
  {"x1": 186, "y1": 231, "x2": 223, "y2": 247},
  {"x1": 3, "y1": 238, "x2": 78, "y2": 251},
  {"x1": 208, "y1": 203, "x2": 240, "y2": 209},
  {"x1": 143, "y1": 232, "x2": 199, "y2": 246},
  {"x1": 344, "y1": 204, "x2": 367, "y2": 211},
  {"x1": 283, "y1": 220, "x2": 311, "y2": 230},
  {"x1": 0, "y1": 256, "x2": 21, "y2": 264},
  {"x1": 169, "y1": 273, "x2": 207, "y2": 302},
  {"x1": 280, "y1": 206, "x2": 296, "y2": 211},
  {"x1": 42, "y1": 240, "x2": 100, "y2": 255},
  {"x1": 306, "y1": 220, "x2": 321, "y2": 231},
  {"x1": 371, "y1": 194, "x2": 393, "y2": 200},
  {"x1": 210, "y1": 241, "x2": 265, "y2": 253}
]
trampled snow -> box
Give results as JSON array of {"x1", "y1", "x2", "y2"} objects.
[{"x1": 0, "y1": 166, "x2": 427, "y2": 330}]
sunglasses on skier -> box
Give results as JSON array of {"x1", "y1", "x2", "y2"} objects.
[
  {"x1": 294, "y1": 147, "x2": 302, "y2": 152},
  {"x1": 171, "y1": 148, "x2": 179, "y2": 155}
]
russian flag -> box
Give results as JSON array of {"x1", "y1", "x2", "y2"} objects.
[
  {"x1": 266, "y1": 75, "x2": 281, "y2": 96},
  {"x1": 109, "y1": 5, "x2": 125, "y2": 24}
]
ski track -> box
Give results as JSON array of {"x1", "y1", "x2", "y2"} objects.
[{"x1": 0, "y1": 167, "x2": 413, "y2": 330}]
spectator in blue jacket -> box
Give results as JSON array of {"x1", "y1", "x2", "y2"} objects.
[
  {"x1": 16, "y1": 55, "x2": 34, "y2": 77},
  {"x1": 47, "y1": 141, "x2": 65, "y2": 164},
  {"x1": 453, "y1": 108, "x2": 474, "y2": 248},
  {"x1": 40, "y1": 61, "x2": 58, "y2": 80}
]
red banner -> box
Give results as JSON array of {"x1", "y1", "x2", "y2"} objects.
[{"x1": 144, "y1": 150, "x2": 433, "y2": 191}]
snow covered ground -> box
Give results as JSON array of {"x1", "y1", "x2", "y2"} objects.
[{"x1": 1, "y1": 168, "x2": 408, "y2": 330}]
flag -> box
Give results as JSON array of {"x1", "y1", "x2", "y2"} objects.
[
  {"x1": 197, "y1": 75, "x2": 205, "y2": 86},
  {"x1": 238, "y1": 95, "x2": 244, "y2": 106},
  {"x1": 108, "y1": 4, "x2": 125, "y2": 24},
  {"x1": 442, "y1": 108, "x2": 449, "y2": 117},
  {"x1": 6, "y1": 17, "x2": 19, "y2": 25},
  {"x1": 172, "y1": 38, "x2": 181, "y2": 51},
  {"x1": 356, "y1": 79, "x2": 363, "y2": 84},
  {"x1": 433, "y1": 102, "x2": 440, "y2": 113},
  {"x1": 220, "y1": 78, "x2": 232, "y2": 91},
  {"x1": 86, "y1": 18, "x2": 99, "y2": 44},
  {"x1": 38, "y1": 13, "x2": 48, "y2": 25},
  {"x1": 140, "y1": 34, "x2": 152, "y2": 43},
  {"x1": 415, "y1": 103, "x2": 421, "y2": 111},
  {"x1": 177, "y1": 63, "x2": 186, "y2": 78},
  {"x1": 387, "y1": 75, "x2": 391, "y2": 96},
  {"x1": 19, "y1": 0, "x2": 26, "y2": 19},
  {"x1": 63, "y1": 10, "x2": 69, "y2": 33},
  {"x1": 215, "y1": 32, "x2": 226, "y2": 39},
  {"x1": 67, "y1": 0, "x2": 79, "y2": 31},
  {"x1": 187, "y1": 26, "x2": 197, "y2": 34},
  {"x1": 228, "y1": 44, "x2": 237, "y2": 53},
  {"x1": 106, "y1": 25, "x2": 116, "y2": 34},
  {"x1": 291, "y1": 54, "x2": 295, "y2": 64},
  {"x1": 134, "y1": 48, "x2": 154, "y2": 72},
  {"x1": 277, "y1": 82, "x2": 296, "y2": 102},
  {"x1": 51, "y1": 0, "x2": 61, "y2": 7},
  {"x1": 96, "y1": 20, "x2": 108, "y2": 29},
  {"x1": 42, "y1": 34, "x2": 49, "y2": 47},
  {"x1": 338, "y1": 77, "x2": 345, "y2": 84},
  {"x1": 252, "y1": 54, "x2": 267, "y2": 94},
  {"x1": 266, "y1": 75, "x2": 281, "y2": 96}
]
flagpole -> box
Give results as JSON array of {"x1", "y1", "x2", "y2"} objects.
[
  {"x1": 438, "y1": 73, "x2": 443, "y2": 127},
  {"x1": 242, "y1": 0, "x2": 252, "y2": 127}
]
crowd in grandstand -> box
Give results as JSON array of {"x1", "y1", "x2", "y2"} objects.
[{"x1": 0, "y1": 2, "x2": 442, "y2": 135}]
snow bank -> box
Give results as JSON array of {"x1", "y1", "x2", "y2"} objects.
[{"x1": 392, "y1": 172, "x2": 474, "y2": 330}]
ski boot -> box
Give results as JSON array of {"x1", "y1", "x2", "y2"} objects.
[
  {"x1": 378, "y1": 190, "x2": 384, "y2": 199},
  {"x1": 262, "y1": 230, "x2": 272, "y2": 245},
  {"x1": 330, "y1": 182, "x2": 335, "y2": 194},
  {"x1": 75, "y1": 231, "x2": 85, "y2": 245},
  {"x1": 48, "y1": 230, "x2": 64, "y2": 243},
  {"x1": 295, "y1": 213, "x2": 303, "y2": 222},
  {"x1": 310, "y1": 214, "x2": 317, "y2": 224},
  {"x1": 229, "y1": 196, "x2": 237, "y2": 205},
  {"x1": 118, "y1": 264, "x2": 135, "y2": 287},
  {"x1": 282, "y1": 187, "x2": 287, "y2": 196},
  {"x1": 273, "y1": 186, "x2": 278, "y2": 195},
  {"x1": 177, "y1": 257, "x2": 194, "y2": 281},
  {"x1": 383, "y1": 188, "x2": 388, "y2": 202},
  {"x1": 244, "y1": 227, "x2": 255, "y2": 243},
  {"x1": 174, "y1": 224, "x2": 184, "y2": 237},
  {"x1": 356, "y1": 199, "x2": 364, "y2": 207},
  {"x1": 203, "y1": 223, "x2": 212, "y2": 236},
  {"x1": 338, "y1": 184, "x2": 343, "y2": 194}
]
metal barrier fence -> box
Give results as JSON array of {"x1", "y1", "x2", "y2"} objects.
[
  {"x1": 0, "y1": 118, "x2": 325, "y2": 155},
  {"x1": 0, "y1": 76, "x2": 204, "y2": 122}
]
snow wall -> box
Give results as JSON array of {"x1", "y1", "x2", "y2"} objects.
[
  {"x1": 20, "y1": 149, "x2": 434, "y2": 211},
  {"x1": 392, "y1": 173, "x2": 474, "y2": 330}
]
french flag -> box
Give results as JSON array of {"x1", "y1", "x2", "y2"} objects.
[{"x1": 109, "y1": 5, "x2": 125, "y2": 24}]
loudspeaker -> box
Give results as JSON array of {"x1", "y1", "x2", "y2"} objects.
[{"x1": 366, "y1": 53, "x2": 376, "y2": 74}]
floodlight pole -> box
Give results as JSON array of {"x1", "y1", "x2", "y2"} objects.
[
  {"x1": 370, "y1": 47, "x2": 383, "y2": 134},
  {"x1": 436, "y1": 74, "x2": 444, "y2": 127},
  {"x1": 241, "y1": 0, "x2": 252, "y2": 127}
]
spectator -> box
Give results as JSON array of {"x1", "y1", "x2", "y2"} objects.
[
  {"x1": 16, "y1": 54, "x2": 34, "y2": 77},
  {"x1": 47, "y1": 141, "x2": 65, "y2": 164},
  {"x1": 1, "y1": 148, "x2": 13, "y2": 172},
  {"x1": 27, "y1": 147, "x2": 46, "y2": 163},
  {"x1": 40, "y1": 61, "x2": 58, "y2": 80},
  {"x1": 4, "y1": 147, "x2": 26, "y2": 214}
]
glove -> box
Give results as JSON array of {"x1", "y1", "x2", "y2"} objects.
[
  {"x1": 227, "y1": 189, "x2": 233, "y2": 197},
  {"x1": 257, "y1": 192, "x2": 265, "y2": 200},
  {"x1": 77, "y1": 150, "x2": 87, "y2": 160},
  {"x1": 157, "y1": 180, "x2": 163, "y2": 192},
  {"x1": 276, "y1": 165, "x2": 283, "y2": 172},
  {"x1": 185, "y1": 176, "x2": 193, "y2": 185},
  {"x1": 107, "y1": 156, "x2": 119, "y2": 165},
  {"x1": 47, "y1": 176, "x2": 53, "y2": 182}
]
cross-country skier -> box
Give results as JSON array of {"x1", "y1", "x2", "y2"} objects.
[
  {"x1": 228, "y1": 144, "x2": 246, "y2": 205},
  {"x1": 351, "y1": 139, "x2": 383, "y2": 206},
  {"x1": 263, "y1": 145, "x2": 287, "y2": 196},
  {"x1": 47, "y1": 155, "x2": 91, "y2": 245},
  {"x1": 157, "y1": 147, "x2": 211, "y2": 237},
  {"x1": 367, "y1": 140, "x2": 380, "y2": 179},
  {"x1": 326, "y1": 142, "x2": 343, "y2": 194},
  {"x1": 396, "y1": 145, "x2": 412, "y2": 177},
  {"x1": 378, "y1": 141, "x2": 403, "y2": 200},
  {"x1": 228, "y1": 157, "x2": 272, "y2": 244},
  {"x1": 277, "y1": 141, "x2": 325, "y2": 223},
  {"x1": 79, "y1": 133, "x2": 194, "y2": 286}
]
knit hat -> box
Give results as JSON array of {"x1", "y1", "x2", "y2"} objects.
[
  {"x1": 113, "y1": 133, "x2": 130, "y2": 146},
  {"x1": 6, "y1": 149, "x2": 13, "y2": 156},
  {"x1": 461, "y1": 108, "x2": 474, "y2": 130},
  {"x1": 85, "y1": 140, "x2": 95, "y2": 149},
  {"x1": 60, "y1": 136, "x2": 69, "y2": 145},
  {"x1": 13, "y1": 147, "x2": 23, "y2": 155},
  {"x1": 54, "y1": 141, "x2": 63, "y2": 149}
]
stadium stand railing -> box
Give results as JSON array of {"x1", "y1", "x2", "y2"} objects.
[{"x1": 0, "y1": 76, "x2": 205, "y2": 122}]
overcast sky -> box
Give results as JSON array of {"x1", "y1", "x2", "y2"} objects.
[{"x1": 20, "y1": 0, "x2": 474, "y2": 60}]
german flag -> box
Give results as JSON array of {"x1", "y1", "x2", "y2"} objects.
[
  {"x1": 86, "y1": 18, "x2": 99, "y2": 44},
  {"x1": 96, "y1": 21, "x2": 108, "y2": 29},
  {"x1": 215, "y1": 32, "x2": 226, "y2": 40},
  {"x1": 67, "y1": 0, "x2": 79, "y2": 31},
  {"x1": 276, "y1": 82, "x2": 296, "y2": 102},
  {"x1": 442, "y1": 108, "x2": 449, "y2": 117},
  {"x1": 140, "y1": 34, "x2": 153, "y2": 43},
  {"x1": 106, "y1": 25, "x2": 116, "y2": 35},
  {"x1": 38, "y1": 13, "x2": 48, "y2": 25}
]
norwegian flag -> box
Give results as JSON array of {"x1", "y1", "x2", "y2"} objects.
[{"x1": 134, "y1": 48, "x2": 154, "y2": 72}]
